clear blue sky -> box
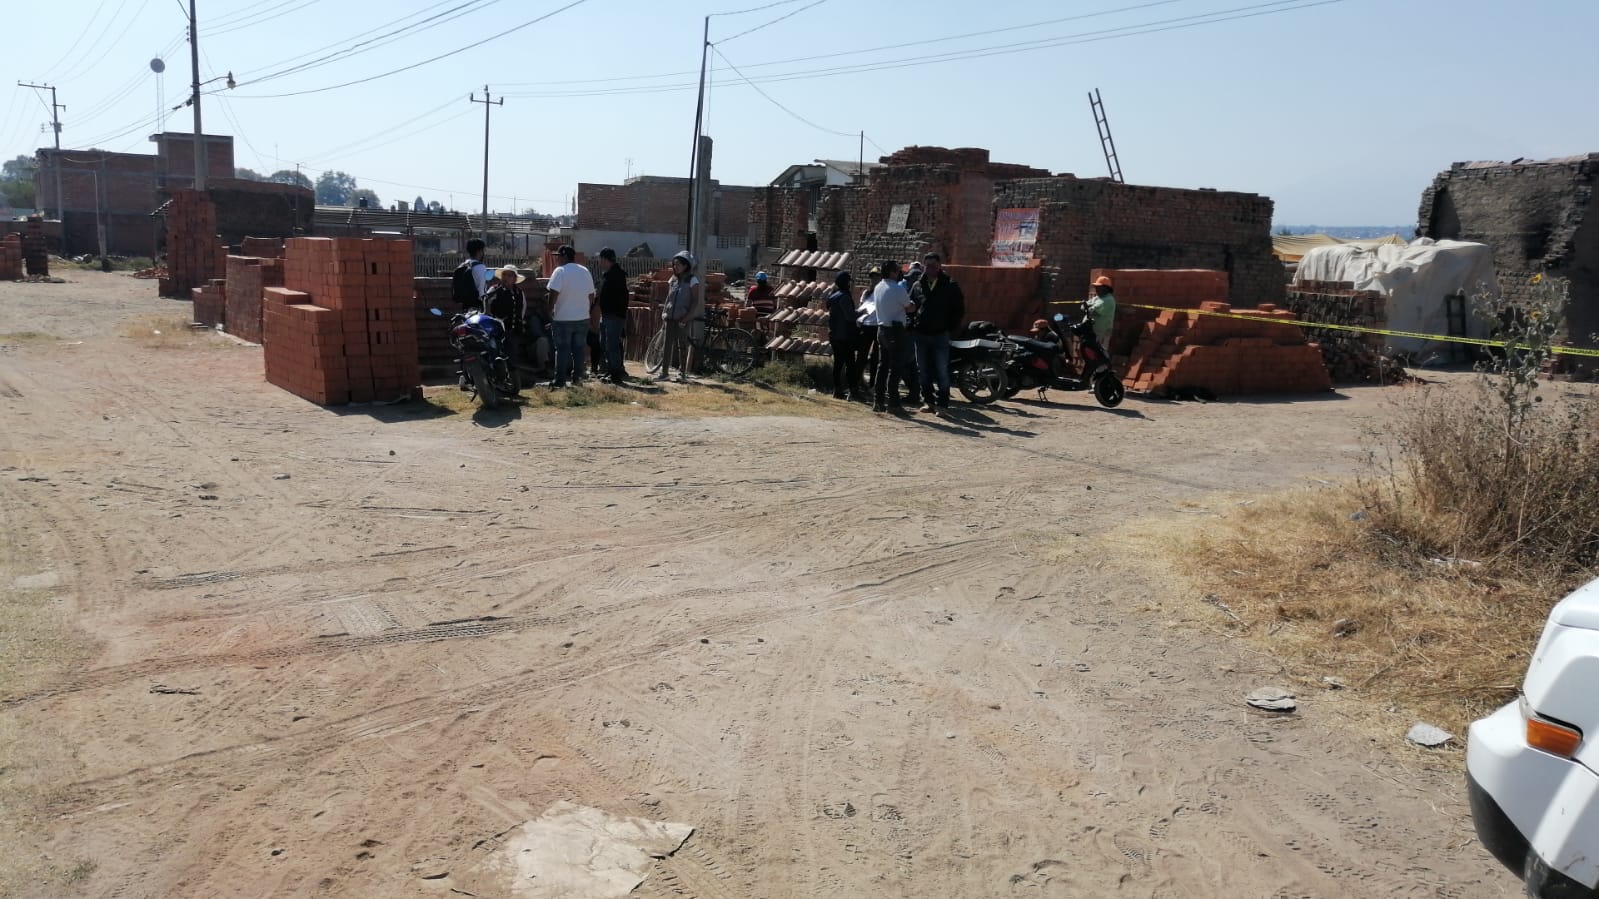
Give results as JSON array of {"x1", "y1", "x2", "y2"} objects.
[{"x1": 5, "y1": 0, "x2": 1597, "y2": 225}]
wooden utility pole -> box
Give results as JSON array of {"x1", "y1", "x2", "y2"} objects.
[{"x1": 18, "y1": 81, "x2": 65, "y2": 220}]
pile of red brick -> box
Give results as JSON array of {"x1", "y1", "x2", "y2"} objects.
[
  {"x1": 262, "y1": 237, "x2": 420, "y2": 405},
  {"x1": 191, "y1": 279, "x2": 226, "y2": 328},
  {"x1": 0, "y1": 234, "x2": 21, "y2": 280},
  {"x1": 222, "y1": 255, "x2": 285, "y2": 344},
  {"x1": 22, "y1": 215, "x2": 49, "y2": 276},
  {"x1": 161, "y1": 190, "x2": 225, "y2": 298},
  {"x1": 944, "y1": 263, "x2": 1042, "y2": 332},
  {"x1": 1121, "y1": 302, "x2": 1332, "y2": 396},
  {"x1": 1087, "y1": 268, "x2": 1231, "y2": 358}
]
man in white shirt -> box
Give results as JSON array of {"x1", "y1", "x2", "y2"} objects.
[
  {"x1": 870, "y1": 261, "x2": 915, "y2": 413},
  {"x1": 545, "y1": 245, "x2": 596, "y2": 387}
]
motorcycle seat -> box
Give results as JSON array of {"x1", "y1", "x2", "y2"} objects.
[
  {"x1": 951, "y1": 338, "x2": 1005, "y2": 351},
  {"x1": 1005, "y1": 336, "x2": 1063, "y2": 354}
]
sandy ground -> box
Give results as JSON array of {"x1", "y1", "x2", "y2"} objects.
[{"x1": 0, "y1": 271, "x2": 1515, "y2": 898}]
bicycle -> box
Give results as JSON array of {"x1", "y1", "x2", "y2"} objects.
[{"x1": 645, "y1": 306, "x2": 759, "y2": 379}]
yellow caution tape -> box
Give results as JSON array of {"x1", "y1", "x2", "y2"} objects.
[{"x1": 1046, "y1": 300, "x2": 1599, "y2": 359}]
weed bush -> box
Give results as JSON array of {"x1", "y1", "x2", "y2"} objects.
[{"x1": 1363, "y1": 277, "x2": 1599, "y2": 574}]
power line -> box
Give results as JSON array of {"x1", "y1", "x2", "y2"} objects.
[
  {"x1": 207, "y1": 0, "x2": 322, "y2": 37},
  {"x1": 709, "y1": 45, "x2": 853, "y2": 138},
  {"x1": 228, "y1": 0, "x2": 590, "y2": 99},
  {"x1": 712, "y1": 0, "x2": 810, "y2": 17},
  {"x1": 34, "y1": 0, "x2": 115, "y2": 82},
  {"x1": 715, "y1": 0, "x2": 826, "y2": 43},
  {"x1": 501, "y1": 0, "x2": 1341, "y2": 99}
]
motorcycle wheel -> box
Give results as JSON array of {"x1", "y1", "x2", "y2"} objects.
[
  {"x1": 468, "y1": 363, "x2": 499, "y2": 409},
  {"x1": 1093, "y1": 372, "x2": 1125, "y2": 408},
  {"x1": 955, "y1": 360, "x2": 1007, "y2": 405}
]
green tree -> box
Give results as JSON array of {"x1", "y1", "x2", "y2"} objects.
[
  {"x1": 351, "y1": 188, "x2": 380, "y2": 208},
  {"x1": 315, "y1": 170, "x2": 359, "y2": 206},
  {"x1": 2, "y1": 154, "x2": 37, "y2": 182},
  {"x1": 234, "y1": 167, "x2": 264, "y2": 181},
  {"x1": 1, "y1": 179, "x2": 35, "y2": 209},
  {"x1": 267, "y1": 169, "x2": 312, "y2": 190}
]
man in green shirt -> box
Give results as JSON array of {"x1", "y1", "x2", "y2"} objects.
[{"x1": 1086, "y1": 275, "x2": 1117, "y2": 341}]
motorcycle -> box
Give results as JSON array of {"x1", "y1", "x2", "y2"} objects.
[
  {"x1": 429, "y1": 307, "x2": 520, "y2": 408},
  {"x1": 999, "y1": 313, "x2": 1124, "y2": 408},
  {"x1": 949, "y1": 322, "x2": 1010, "y2": 405}
]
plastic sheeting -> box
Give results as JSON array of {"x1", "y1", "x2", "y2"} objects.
[
  {"x1": 1293, "y1": 238, "x2": 1498, "y2": 354},
  {"x1": 1272, "y1": 233, "x2": 1408, "y2": 263}
]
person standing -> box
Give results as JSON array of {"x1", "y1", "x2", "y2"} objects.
[
  {"x1": 1085, "y1": 275, "x2": 1118, "y2": 349},
  {"x1": 660, "y1": 251, "x2": 704, "y2": 383},
  {"x1": 870, "y1": 260, "x2": 915, "y2": 413},
  {"x1": 825, "y1": 271, "x2": 861, "y2": 400},
  {"x1": 452, "y1": 237, "x2": 488, "y2": 309},
  {"x1": 908, "y1": 252, "x2": 965, "y2": 413},
  {"x1": 857, "y1": 265, "x2": 883, "y2": 391},
  {"x1": 483, "y1": 264, "x2": 528, "y2": 365},
  {"x1": 596, "y1": 247, "x2": 630, "y2": 383},
  {"x1": 546, "y1": 245, "x2": 595, "y2": 387}
]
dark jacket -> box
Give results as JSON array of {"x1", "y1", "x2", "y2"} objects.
[
  {"x1": 598, "y1": 263, "x2": 630, "y2": 318},
  {"x1": 484, "y1": 284, "x2": 526, "y2": 332},
  {"x1": 825, "y1": 287, "x2": 857, "y2": 341},
  {"x1": 910, "y1": 272, "x2": 965, "y2": 335}
]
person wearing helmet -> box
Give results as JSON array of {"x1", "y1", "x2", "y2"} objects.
[
  {"x1": 747, "y1": 270, "x2": 776, "y2": 316},
  {"x1": 660, "y1": 251, "x2": 705, "y2": 382}
]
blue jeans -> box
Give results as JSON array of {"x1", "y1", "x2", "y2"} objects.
[
  {"x1": 553, "y1": 320, "x2": 588, "y2": 384},
  {"x1": 912, "y1": 333, "x2": 951, "y2": 405},
  {"x1": 601, "y1": 315, "x2": 626, "y2": 377}
]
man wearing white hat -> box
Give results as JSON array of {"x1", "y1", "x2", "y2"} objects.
[{"x1": 484, "y1": 264, "x2": 529, "y2": 366}]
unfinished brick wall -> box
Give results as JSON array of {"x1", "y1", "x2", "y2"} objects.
[
  {"x1": 0, "y1": 234, "x2": 21, "y2": 279},
  {"x1": 1418, "y1": 154, "x2": 1598, "y2": 348},
  {"x1": 996, "y1": 178, "x2": 1278, "y2": 311},
  {"x1": 163, "y1": 190, "x2": 225, "y2": 297},
  {"x1": 748, "y1": 186, "x2": 810, "y2": 251},
  {"x1": 576, "y1": 177, "x2": 758, "y2": 241},
  {"x1": 816, "y1": 185, "x2": 868, "y2": 252},
  {"x1": 263, "y1": 237, "x2": 419, "y2": 405},
  {"x1": 1284, "y1": 282, "x2": 1399, "y2": 381},
  {"x1": 944, "y1": 265, "x2": 1043, "y2": 332}
]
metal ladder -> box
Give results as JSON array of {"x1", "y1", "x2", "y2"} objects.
[{"x1": 1089, "y1": 88, "x2": 1124, "y2": 183}]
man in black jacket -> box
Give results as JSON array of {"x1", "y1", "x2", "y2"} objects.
[
  {"x1": 908, "y1": 252, "x2": 965, "y2": 412},
  {"x1": 596, "y1": 247, "x2": 631, "y2": 383},
  {"x1": 825, "y1": 271, "x2": 861, "y2": 400}
]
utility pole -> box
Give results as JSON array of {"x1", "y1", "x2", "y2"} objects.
[
  {"x1": 18, "y1": 81, "x2": 65, "y2": 221},
  {"x1": 188, "y1": 0, "x2": 206, "y2": 191},
  {"x1": 470, "y1": 86, "x2": 503, "y2": 237},
  {"x1": 685, "y1": 15, "x2": 709, "y2": 249},
  {"x1": 858, "y1": 131, "x2": 864, "y2": 185}
]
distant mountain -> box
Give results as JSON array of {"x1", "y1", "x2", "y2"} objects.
[{"x1": 1275, "y1": 225, "x2": 1416, "y2": 239}]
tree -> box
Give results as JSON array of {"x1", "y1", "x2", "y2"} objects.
[
  {"x1": 426, "y1": 200, "x2": 443, "y2": 214},
  {"x1": 1, "y1": 179, "x2": 35, "y2": 209},
  {"x1": 413, "y1": 194, "x2": 425, "y2": 212},
  {"x1": 315, "y1": 170, "x2": 359, "y2": 206},
  {"x1": 234, "y1": 167, "x2": 265, "y2": 181},
  {"x1": 351, "y1": 188, "x2": 380, "y2": 208},
  {"x1": 2, "y1": 154, "x2": 37, "y2": 182},
  {"x1": 267, "y1": 169, "x2": 312, "y2": 190}
]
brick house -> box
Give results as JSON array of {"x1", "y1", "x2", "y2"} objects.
[{"x1": 573, "y1": 175, "x2": 762, "y2": 270}]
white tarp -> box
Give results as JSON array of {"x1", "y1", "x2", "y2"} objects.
[{"x1": 1294, "y1": 238, "x2": 1499, "y2": 355}]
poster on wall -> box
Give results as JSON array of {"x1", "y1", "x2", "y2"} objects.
[{"x1": 991, "y1": 207, "x2": 1040, "y2": 267}]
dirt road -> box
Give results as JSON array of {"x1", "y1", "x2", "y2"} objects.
[{"x1": 1, "y1": 273, "x2": 1512, "y2": 897}]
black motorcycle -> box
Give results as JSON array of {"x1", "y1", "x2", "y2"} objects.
[
  {"x1": 1000, "y1": 313, "x2": 1124, "y2": 407},
  {"x1": 949, "y1": 322, "x2": 1010, "y2": 405},
  {"x1": 429, "y1": 308, "x2": 520, "y2": 408}
]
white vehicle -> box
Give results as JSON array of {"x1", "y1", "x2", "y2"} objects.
[{"x1": 1468, "y1": 576, "x2": 1599, "y2": 898}]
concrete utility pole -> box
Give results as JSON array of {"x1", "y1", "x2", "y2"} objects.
[
  {"x1": 18, "y1": 81, "x2": 65, "y2": 221},
  {"x1": 470, "y1": 86, "x2": 503, "y2": 237},
  {"x1": 685, "y1": 15, "x2": 709, "y2": 249},
  {"x1": 186, "y1": 0, "x2": 208, "y2": 191}
]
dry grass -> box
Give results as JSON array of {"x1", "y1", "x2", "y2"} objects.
[
  {"x1": 1163, "y1": 487, "x2": 1564, "y2": 740},
  {"x1": 422, "y1": 367, "x2": 852, "y2": 420},
  {"x1": 116, "y1": 315, "x2": 224, "y2": 350}
]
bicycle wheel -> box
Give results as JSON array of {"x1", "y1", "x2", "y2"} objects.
[
  {"x1": 644, "y1": 329, "x2": 666, "y2": 375},
  {"x1": 709, "y1": 328, "x2": 758, "y2": 378}
]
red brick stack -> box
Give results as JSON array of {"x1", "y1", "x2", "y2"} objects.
[
  {"x1": 21, "y1": 215, "x2": 49, "y2": 276},
  {"x1": 943, "y1": 263, "x2": 1043, "y2": 332},
  {"x1": 240, "y1": 236, "x2": 285, "y2": 258},
  {"x1": 1121, "y1": 301, "x2": 1332, "y2": 396},
  {"x1": 412, "y1": 278, "x2": 457, "y2": 377},
  {"x1": 1086, "y1": 268, "x2": 1232, "y2": 359},
  {"x1": 262, "y1": 237, "x2": 419, "y2": 405},
  {"x1": 0, "y1": 234, "x2": 21, "y2": 279},
  {"x1": 222, "y1": 255, "x2": 285, "y2": 344},
  {"x1": 191, "y1": 278, "x2": 227, "y2": 328},
  {"x1": 163, "y1": 190, "x2": 225, "y2": 298}
]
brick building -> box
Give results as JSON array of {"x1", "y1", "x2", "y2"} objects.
[
  {"x1": 1418, "y1": 154, "x2": 1598, "y2": 348},
  {"x1": 765, "y1": 146, "x2": 1279, "y2": 309},
  {"x1": 573, "y1": 175, "x2": 762, "y2": 270}
]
